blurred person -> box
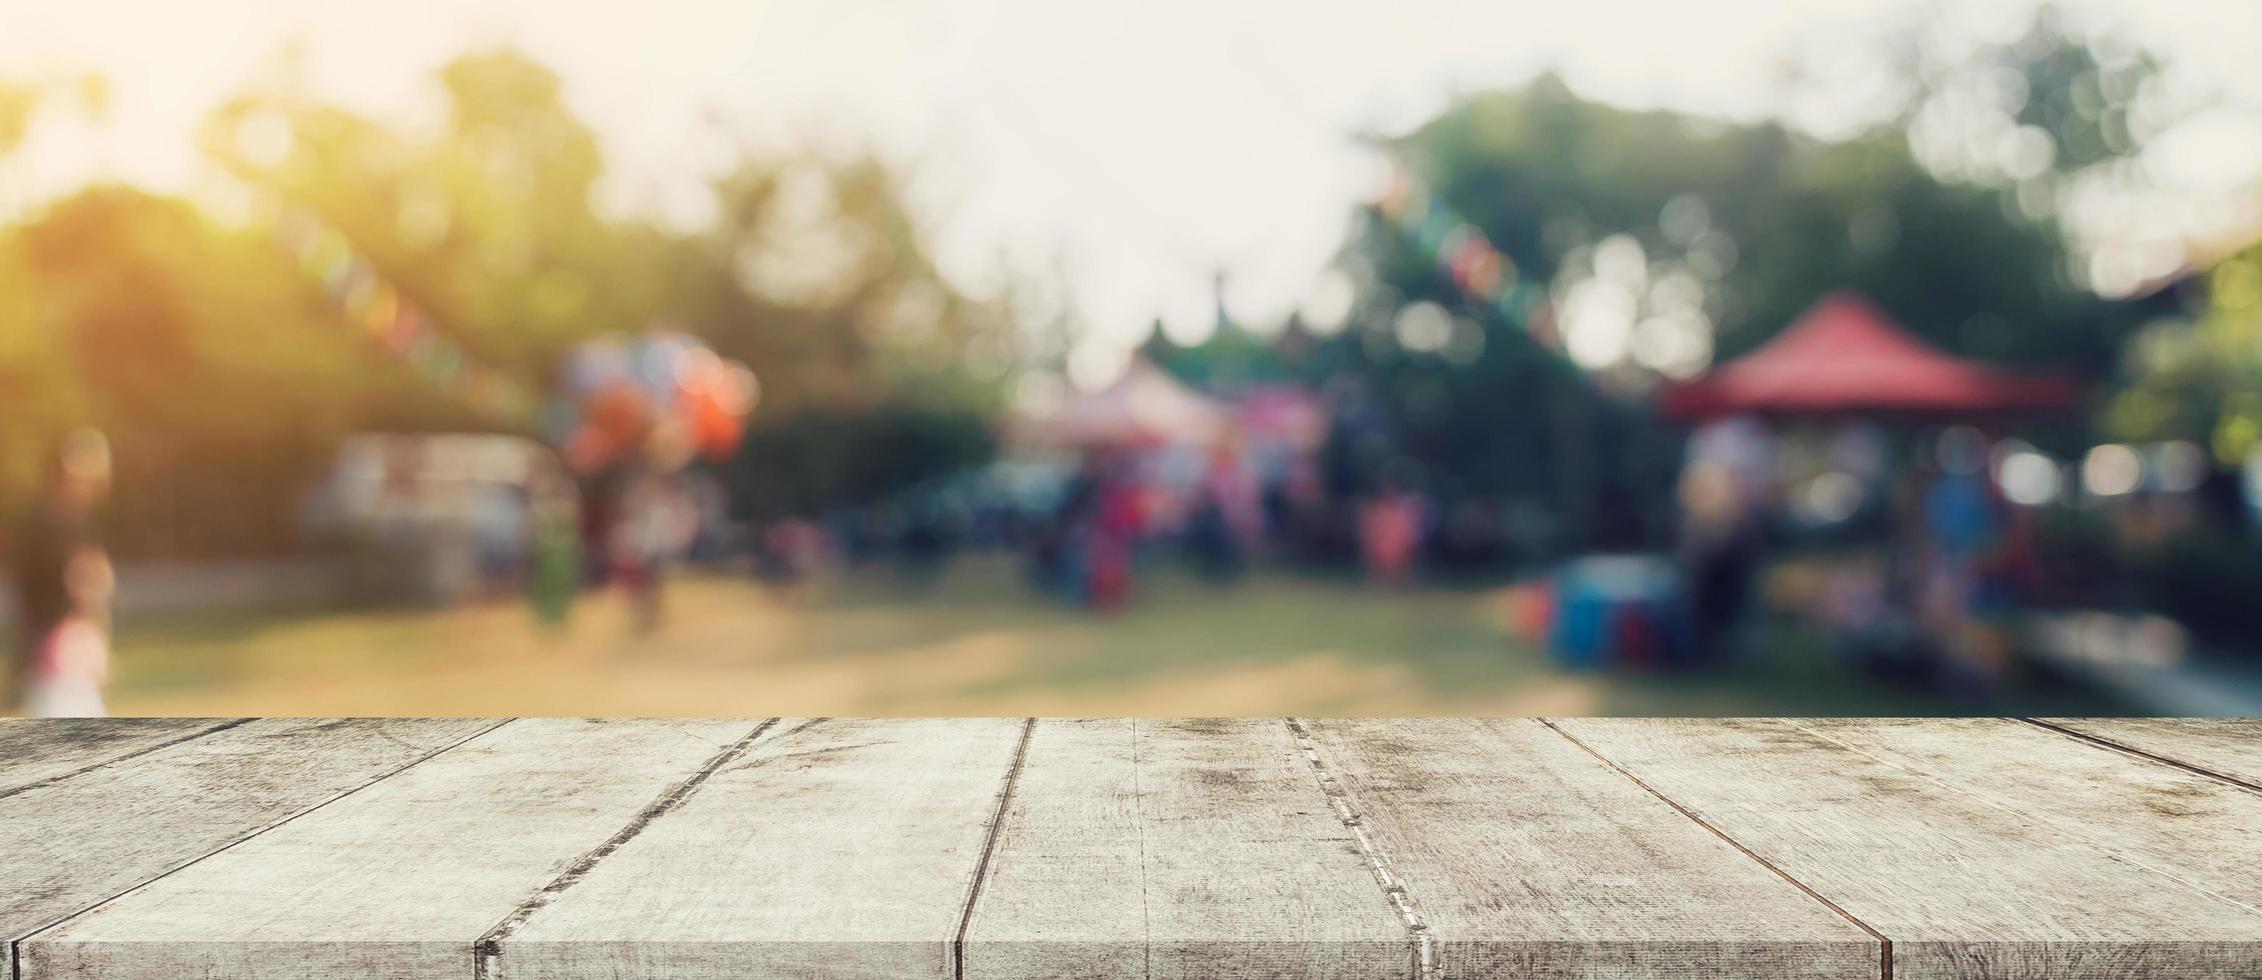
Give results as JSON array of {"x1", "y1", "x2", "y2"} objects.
[
  {"x1": 1277, "y1": 457, "x2": 1340, "y2": 561},
  {"x1": 1088, "y1": 454, "x2": 1144, "y2": 610},
  {"x1": 684, "y1": 469, "x2": 735, "y2": 563},
  {"x1": 1187, "y1": 440, "x2": 1260, "y2": 581},
  {"x1": 527, "y1": 472, "x2": 581, "y2": 627},
  {"x1": 469, "y1": 478, "x2": 528, "y2": 589},
  {"x1": 1358, "y1": 478, "x2": 1425, "y2": 587},
  {"x1": 1676, "y1": 459, "x2": 1761, "y2": 661},
  {"x1": 8, "y1": 430, "x2": 116, "y2": 717},
  {"x1": 1035, "y1": 449, "x2": 1144, "y2": 610},
  {"x1": 1037, "y1": 452, "x2": 1099, "y2": 604},
  {"x1": 1675, "y1": 417, "x2": 1775, "y2": 660},
  {"x1": 1914, "y1": 434, "x2": 2006, "y2": 637},
  {"x1": 613, "y1": 468, "x2": 700, "y2": 634},
  {"x1": 579, "y1": 464, "x2": 627, "y2": 587},
  {"x1": 756, "y1": 518, "x2": 832, "y2": 587},
  {"x1": 1875, "y1": 429, "x2": 2021, "y2": 692},
  {"x1": 895, "y1": 508, "x2": 949, "y2": 584},
  {"x1": 1025, "y1": 471, "x2": 1081, "y2": 600}
]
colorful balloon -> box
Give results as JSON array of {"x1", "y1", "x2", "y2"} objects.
[{"x1": 552, "y1": 331, "x2": 756, "y2": 469}]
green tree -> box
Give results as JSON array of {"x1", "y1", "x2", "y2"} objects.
[
  {"x1": 1, "y1": 187, "x2": 391, "y2": 554},
  {"x1": 2104, "y1": 245, "x2": 2262, "y2": 463},
  {"x1": 1318, "y1": 51, "x2": 2142, "y2": 548},
  {"x1": 202, "y1": 51, "x2": 662, "y2": 384},
  {"x1": 2, "y1": 49, "x2": 1024, "y2": 553}
]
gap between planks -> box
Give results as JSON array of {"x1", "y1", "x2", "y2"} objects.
[
  {"x1": 1128, "y1": 720, "x2": 1153, "y2": 980},
  {"x1": 951, "y1": 717, "x2": 1038, "y2": 980},
  {"x1": 7, "y1": 717, "x2": 514, "y2": 980},
  {"x1": 472, "y1": 717, "x2": 783, "y2": 980},
  {"x1": 1537, "y1": 719, "x2": 1896, "y2": 980},
  {"x1": 1784, "y1": 719, "x2": 2262, "y2": 926},
  {"x1": 0, "y1": 718, "x2": 252, "y2": 803},
  {"x1": 2017, "y1": 718, "x2": 2262, "y2": 796},
  {"x1": 1284, "y1": 718, "x2": 1434, "y2": 980},
  {"x1": 19, "y1": 718, "x2": 2077, "y2": 980}
]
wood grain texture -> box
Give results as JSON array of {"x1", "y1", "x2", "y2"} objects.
[
  {"x1": 8, "y1": 717, "x2": 2262, "y2": 980},
  {"x1": 1794, "y1": 718, "x2": 2262, "y2": 910},
  {"x1": 489, "y1": 716, "x2": 1029, "y2": 980},
  {"x1": 20, "y1": 717, "x2": 753, "y2": 980},
  {"x1": 2037, "y1": 717, "x2": 2262, "y2": 789},
  {"x1": 1301, "y1": 718, "x2": 1878, "y2": 980},
  {"x1": 1557, "y1": 717, "x2": 2262, "y2": 980},
  {"x1": 0, "y1": 717, "x2": 233, "y2": 794},
  {"x1": 962, "y1": 718, "x2": 1409, "y2": 980},
  {"x1": 0, "y1": 717, "x2": 493, "y2": 947}
]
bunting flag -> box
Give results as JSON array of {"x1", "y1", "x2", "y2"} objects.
[
  {"x1": 272, "y1": 207, "x2": 539, "y2": 426},
  {"x1": 1372, "y1": 158, "x2": 1555, "y2": 347},
  {"x1": 260, "y1": 199, "x2": 754, "y2": 472}
]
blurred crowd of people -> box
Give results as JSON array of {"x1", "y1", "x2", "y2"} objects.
[{"x1": 1020, "y1": 438, "x2": 1437, "y2": 610}]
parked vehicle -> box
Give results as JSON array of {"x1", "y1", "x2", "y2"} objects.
[{"x1": 301, "y1": 433, "x2": 577, "y2": 604}]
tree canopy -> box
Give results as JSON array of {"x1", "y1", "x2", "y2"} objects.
[{"x1": 1, "y1": 50, "x2": 1019, "y2": 553}]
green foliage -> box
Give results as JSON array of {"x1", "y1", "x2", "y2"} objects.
[
  {"x1": 1318, "y1": 59, "x2": 2140, "y2": 547},
  {"x1": 1389, "y1": 78, "x2": 2123, "y2": 368},
  {"x1": 0, "y1": 187, "x2": 402, "y2": 554},
  {"x1": 2104, "y1": 246, "x2": 2262, "y2": 464},
  {"x1": 203, "y1": 52, "x2": 666, "y2": 378},
  {"x1": 669, "y1": 153, "x2": 1018, "y2": 416},
  {"x1": 724, "y1": 402, "x2": 996, "y2": 521},
  {"x1": 1, "y1": 50, "x2": 1022, "y2": 554}
]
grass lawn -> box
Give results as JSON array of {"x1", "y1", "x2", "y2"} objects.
[{"x1": 100, "y1": 555, "x2": 2115, "y2": 716}]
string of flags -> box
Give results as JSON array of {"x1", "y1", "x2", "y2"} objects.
[
  {"x1": 263, "y1": 200, "x2": 755, "y2": 472},
  {"x1": 263, "y1": 158, "x2": 1553, "y2": 433},
  {"x1": 1372, "y1": 158, "x2": 1555, "y2": 347},
  {"x1": 273, "y1": 207, "x2": 540, "y2": 427}
]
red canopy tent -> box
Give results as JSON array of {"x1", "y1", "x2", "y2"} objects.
[{"x1": 1660, "y1": 291, "x2": 2077, "y2": 420}]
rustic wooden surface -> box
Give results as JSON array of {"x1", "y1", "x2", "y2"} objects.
[
  {"x1": 964, "y1": 718, "x2": 1409, "y2": 980},
  {"x1": 1556, "y1": 718, "x2": 2262, "y2": 980},
  {"x1": 0, "y1": 718, "x2": 495, "y2": 953},
  {"x1": 492, "y1": 717, "x2": 1026, "y2": 979},
  {"x1": 2037, "y1": 717, "x2": 2262, "y2": 790},
  {"x1": 23, "y1": 718, "x2": 739, "y2": 980},
  {"x1": 1, "y1": 717, "x2": 2258, "y2": 980},
  {"x1": 0, "y1": 718, "x2": 227, "y2": 794},
  {"x1": 1301, "y1": 718, "x2": 1880, "y2": 980}
]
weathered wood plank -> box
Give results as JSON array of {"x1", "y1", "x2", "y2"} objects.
[
  {"x1": 0, "y1": 717, "x2": 494, "y2": 949},
  {"x1": 1792, "y1": 718, "x2": 2262, "y2": 911},
  {"x1": 0, "y1": 717, "x2": 234, "y2": 794},
  {"x1": 10, "y1": 717, "x2": 2261, "y2": 980},
  {"x1": 1301, "y1": 718, "x2": 1878, "y2": 979},
  {"x1": 20, "y1": 717, "x2": 757, "y2": 980},
  {"x1": 962, "y1": 718, "x2": 1408, "y2": 980},
  {"x1": 2037, "y1": 717, "x2": 2262, "y2": 789},
  {"x1": 1557, "y1": 717, "x2": 2262, "y2": 980},
  {"x1": 489, "y1": 716, "x2": 1027, "y2": 980}
]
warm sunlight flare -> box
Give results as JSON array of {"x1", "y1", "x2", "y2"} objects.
[{"x1": 3, "y1": 0, "x2": 2261, "y2": 717}]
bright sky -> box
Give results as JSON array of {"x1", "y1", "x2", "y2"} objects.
[{"x1": 3, "y1": 0, "x2": 2258, "y2": 357}]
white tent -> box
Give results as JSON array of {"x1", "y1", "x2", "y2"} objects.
[{"x1": 1013, "y1": 358, "x2": 1231, "y2": 449}]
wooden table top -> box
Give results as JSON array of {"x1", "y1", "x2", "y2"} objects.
[{"x1": 2, "y1": 717, "x2": 2259, "y2": 979}]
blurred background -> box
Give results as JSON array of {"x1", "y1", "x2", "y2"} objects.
[{"x1": 2, "y1": 0, "x2": 2260, "y2": 716}]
